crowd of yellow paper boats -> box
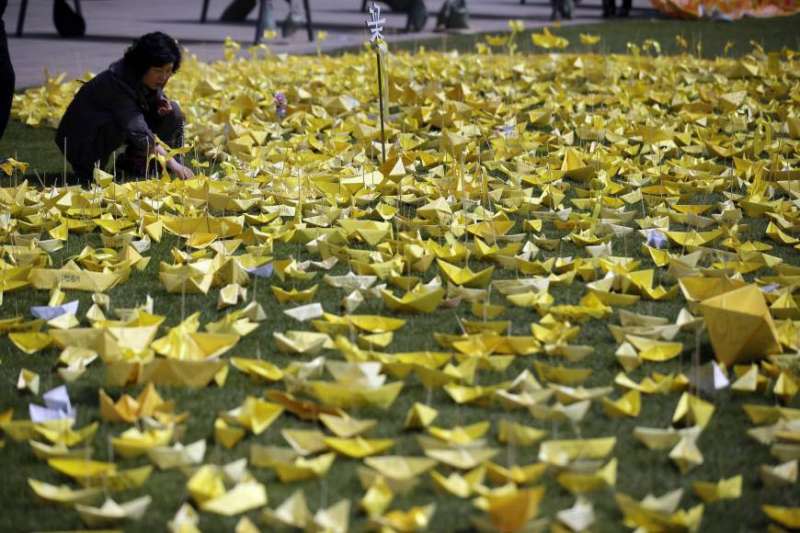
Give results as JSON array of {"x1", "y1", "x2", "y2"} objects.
[{"x1": 1, "y1": 31, "x2": 800, "y2": 531}]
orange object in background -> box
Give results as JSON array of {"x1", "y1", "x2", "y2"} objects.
[{"x1": 651, "y1": 0, "x2": 800, "y2": 19}]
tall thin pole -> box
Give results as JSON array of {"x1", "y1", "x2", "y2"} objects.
[
  {"x1": 376, "y1": 50, "x2": 386, "y2": 164},
  {"x1": 366, "y1": 2, "x2": 387, "y2": 164}
]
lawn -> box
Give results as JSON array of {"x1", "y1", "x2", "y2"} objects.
[
  {"x1": 380, "y1": 12, "x2": 800, "y2": 59},
  {"x1": 1, "y1": 14, "x2": 800, "y2": 533}
]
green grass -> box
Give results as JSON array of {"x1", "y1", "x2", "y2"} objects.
[
  {"x1": 0, "y1": 120, "x2": 65, "y2": 183},
  {"x1": 4, "y1": 222, "x2": 798, "y2": 533},
  {"x1": 1, "y1": 14, "x2": 800, "y2": 533},
  {"x1": 0, "y1": 179, "x2": 797, "y2": 532},
  {"x1": 341, "y1": 13, "x2": 800, "y2": 58}
]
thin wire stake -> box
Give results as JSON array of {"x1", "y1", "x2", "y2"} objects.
[
  {"x1": 376, "y1": 50, "x2": 386, "y2": 164},
  {"x1": 63, "y1": 137, "x2": 68, "y2": 188},
  {"x1": 366, "y1": 2, "x2": 387, "y2": 164}
]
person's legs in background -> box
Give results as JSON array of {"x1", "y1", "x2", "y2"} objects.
[
  {"x1": 560, "y1": 0, "x2": 573, "y2": 19},
  {"x1": 550, "y1": 0, "x2": 561, "y2": 20},
  {"x1": 407, "y1": 0, "x2": 427, "y2": 31},
  {"x1": 551, "y1": 0, "x2": 570, "y2": 20},
  {"x1": 220, "y1": 0, "x2": 290, "y2": 33},
  {"x1": 0, "y1": 1, "x2": 15, "y2": 141},
  {"x1": 221, "y1": 0, "x2": 430, "y2": 37},
  {"x1": 280, "y1": 1, "x2": 306, "y2": 38},
  {"x1": 220, "y1": 0, "x2": 257, "y2": 21},
  {"x1": 435, "y1": 0, "x2": 469, "y2": 31},
  {"x1": 382, "y1": 0, "x2": 427, "y2": 32}
]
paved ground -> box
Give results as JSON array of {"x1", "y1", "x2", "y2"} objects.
[{"x1": 5, "y1": 0, "x2": 654, "y2": 87}]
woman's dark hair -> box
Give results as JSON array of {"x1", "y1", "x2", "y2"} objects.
[{"x1": 123, "y1": 32, "x2": 182, "y2": 79}]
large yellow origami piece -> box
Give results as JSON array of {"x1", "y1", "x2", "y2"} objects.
[{"x1": 699, "y1": 284, "x2": 781, "y2": 365}]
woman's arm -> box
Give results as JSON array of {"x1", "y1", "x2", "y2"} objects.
[
  {"x1": 154, "y1": 143, "x2": 194, "y2": 179},
  {"x1": 108, "y1": 83, "x2": 194, "y2": 179},
  {"x1": 111, "y1": 96, "x2": 155, "y2": 153}
]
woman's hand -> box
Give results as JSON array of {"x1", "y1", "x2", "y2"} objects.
[
  {"x1": 155, "y1": 143, "x2": 194, "y2": 179},
  {"x1": 157, "y1": 98, "x2": 173, "y2": 116},
  {"x1": 167, "y1": 158, "x2": 194, "y2": 179}
]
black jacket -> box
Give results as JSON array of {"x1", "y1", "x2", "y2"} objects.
[{"x1": 55, "y1": 60, "x2": 163, "y2": 157}]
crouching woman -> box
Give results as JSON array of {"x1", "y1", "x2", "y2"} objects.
[{"x1": 55, "y1": 31, "x2": 194, "y2": 182}]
